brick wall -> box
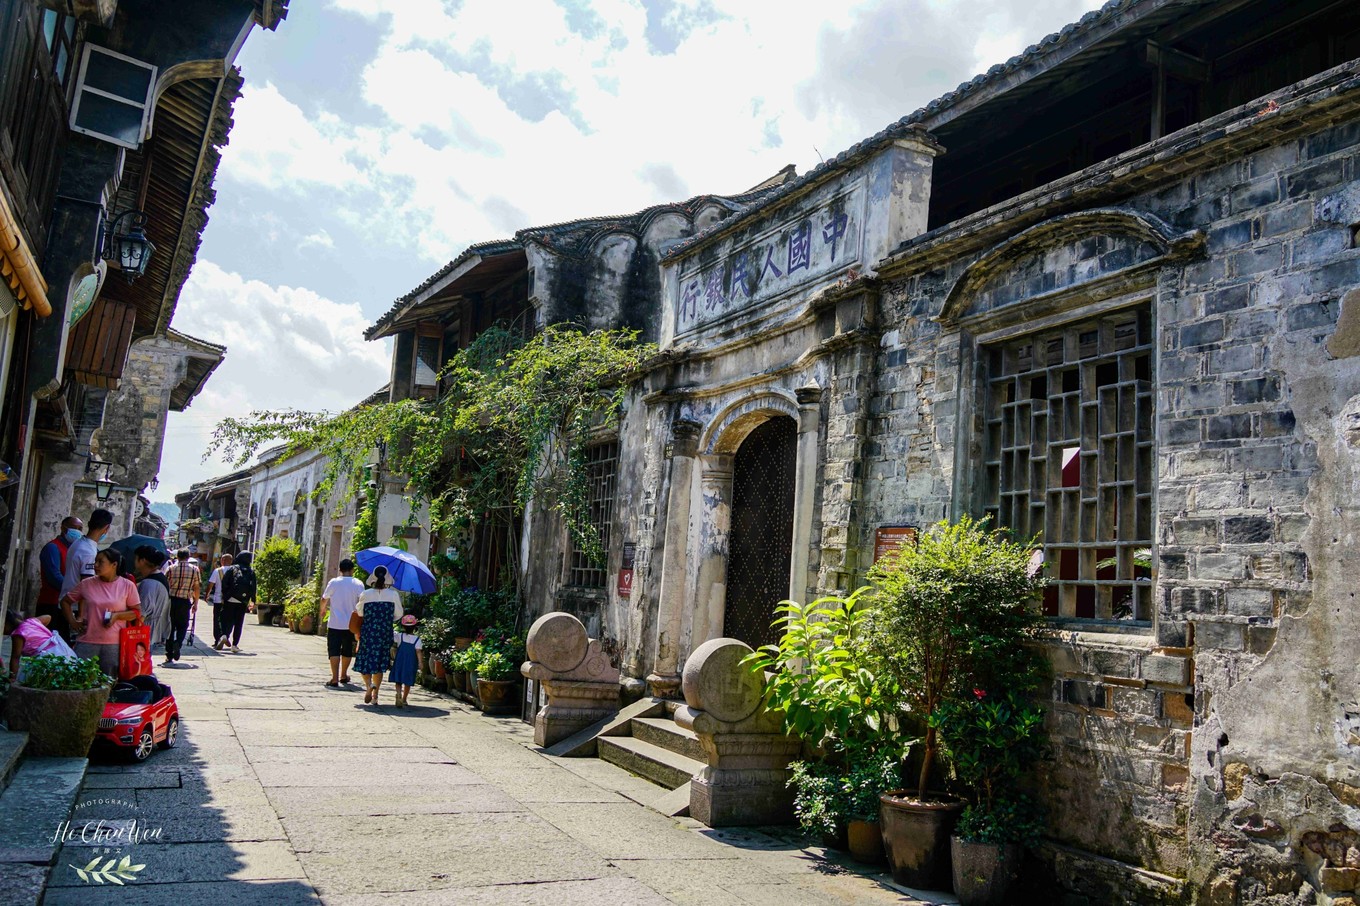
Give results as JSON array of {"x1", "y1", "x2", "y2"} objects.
[{"x1": 869, "y1": 108, "x2": 1360, "y2": 903}]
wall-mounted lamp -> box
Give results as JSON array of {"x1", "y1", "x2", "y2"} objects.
[
  {"x1": 86, "y1": 457, "x2": 115, "y2": 501},
  {"x1": 148, "y1": 476, "x2": 159, "y2": 492},
  {"x1": 97, "y1": 210, "x2": 155, "y2": 283}
]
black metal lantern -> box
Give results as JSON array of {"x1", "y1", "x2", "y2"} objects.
[{"x1": 99, "y1": 210, "x2": 156, "y2": 283}]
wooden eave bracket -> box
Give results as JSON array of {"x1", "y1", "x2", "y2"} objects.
[{"x1": 0, "y1": 188, "x2": 52, "y2": 317}]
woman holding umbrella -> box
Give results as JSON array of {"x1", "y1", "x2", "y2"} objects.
[{"x1": 350, "y1": 565, "x2": 402, "y2": 705}]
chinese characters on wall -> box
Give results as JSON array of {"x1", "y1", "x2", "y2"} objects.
[{"x1": 675, "y1": 184, "x2": 865, "y2": 335}]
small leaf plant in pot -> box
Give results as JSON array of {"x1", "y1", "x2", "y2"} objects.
[
  {"x1": 936, "y1": 686, "x2": 1046, "y2": 906},
  {"x1": 863, "y1": 516, "x2": 1046, "y2": 891},
  {"x1": 7, "y1": 654, "x2": 113, "y2": 757},
  {"x1": 744, "y1": 589, "x2": 908, "y2": 861}
]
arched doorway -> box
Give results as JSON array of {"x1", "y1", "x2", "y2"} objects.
[{"x1": 723, "y1": 415, "x2": 797, "y2": 649}]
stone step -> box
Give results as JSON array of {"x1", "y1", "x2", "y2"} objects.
[
  {"x1": 0, "y1": 731, "x2": 28, "y2": 796},
  {"x1": 598, "y1": 735, "x2": 704, "y2": 790},
  {"x1": 631, "y1": 716, "x2": 705, "y2": 763},
  {"x1": 0, "y1": 757, "x2": 88, "y2": 867}
]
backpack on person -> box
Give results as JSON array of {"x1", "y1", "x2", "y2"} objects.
[{"x1": 223, "y1": 565, "x2": 256, "y2": 604}]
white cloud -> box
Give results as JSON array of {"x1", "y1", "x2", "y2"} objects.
[
  {"x1": 165, "y1": 0, "x2": 1108, "y2": 496},
  {"x1": 220, "y1": 0, "x2": 1107, "y2": 266},
  {"x1": 155, "y1": 261, "x2": 390, "y2": 499}
]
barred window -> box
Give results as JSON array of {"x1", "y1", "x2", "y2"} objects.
[
  {"x1": 567, "y1": 441, "x2": 618, "y2": 588},
  {"x1": 981, "y1": 307, "x2": 1154, "y2": 622}
]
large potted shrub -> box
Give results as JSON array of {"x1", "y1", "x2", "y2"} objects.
[
  {"x1": 6, "y1": 655, "x2": 112, "y2": 756},
  {"x1": 253, "y1": 535, "x2": 302, "y2": 625},
  {"x1": 938, "y1": 688, "x2": 1046, "y2": 905},
  {"x1": 745, "y1": 591, "x2": 905, "y2": 858},
  {"x1": 865, "y1": 516, "x2": 1045, "y2": 891}
]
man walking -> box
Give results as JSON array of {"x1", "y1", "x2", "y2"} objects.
[
  {"x1": 58, "y1": 509, "x2": 113, "y2": 630},
  {"x1": 206, "y1": 553, "x2": 233, "y2": 650},
  {"x1": 320, "y1": 558, "x2": 363, "y2": 687},
  {"x1": 163, "y1": 549, "x2": 200, "y2": 665},
  {"x1": 37, "y1": 515, "x2": 82, "y2": 641},
  {"x1": 219, "y1": 552, "x2": 256, "y2": 654}
]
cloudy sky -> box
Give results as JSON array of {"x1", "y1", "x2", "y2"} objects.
[{"x1": 156, "y1": 0, "x2": 1107, "y2": 502}]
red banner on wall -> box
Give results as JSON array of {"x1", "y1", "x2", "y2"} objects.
[{"x1": 617, "y1": 542, "x2": 637, "y2": 598}]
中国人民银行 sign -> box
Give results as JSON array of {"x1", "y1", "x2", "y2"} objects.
[{"x1": 675, "y1": 182, "x2": 865, "y2": 335}]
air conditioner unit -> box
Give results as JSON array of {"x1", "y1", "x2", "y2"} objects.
[{"x1": 69, "y1": 44, "x2": 157, "y2": 150}]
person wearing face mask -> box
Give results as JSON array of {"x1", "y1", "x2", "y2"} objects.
[{"x1": 36, "y1": 516, "x2": 83, "y2": 642}]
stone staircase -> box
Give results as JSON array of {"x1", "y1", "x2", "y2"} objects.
[
  {"x1": 548, "y1": 698, "x2": 705, "y2": 817},
  {"x1": 0, "y1": 729, "x2": 90, "y2": 905}
]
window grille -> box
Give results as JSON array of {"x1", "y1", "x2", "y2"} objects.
[
  {"x1": 981, "y1": 307, "x2": 1154, "y2": 622},
  {"x1": 567, "y1": 441, "x2": 618, "y2": 588}
]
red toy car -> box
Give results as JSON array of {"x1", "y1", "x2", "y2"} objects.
[{"x1": 96, "y1": 675, "x2": 180, "y2": 761}]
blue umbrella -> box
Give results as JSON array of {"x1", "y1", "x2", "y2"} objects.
[{"x1": 355, "y1": 546, "x2": 437, "y2": 594}]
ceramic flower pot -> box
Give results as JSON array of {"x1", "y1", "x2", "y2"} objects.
[
  {"x1": 477, "y1": 678, "x2": 518, "y2": 714},
  {"x1": 432, "y1": 659, "x2": 447, "y2": 680},
  {"x1": 450, "y1": 669, "x2": 467, "y2": 694},
  {"x1": 879, "y1": 791, "x2": 965, "y2": 890},
  {"x1": 6, "y1": 684, "x2": 111, "y2": 757},
  {"x1": 847, "y1": 819, "x2": 885, "y2": 864},
  {"x1": 951, "y1": 837, "x2": 1023, "y2": 906}
]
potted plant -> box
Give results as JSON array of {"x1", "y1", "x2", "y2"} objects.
[
  {"x1": 938, "y1": 688, "x2": 1046, "y2": 905},
  {"x1": 865, "y1": 516, "x2": 1045, "y2": 891},
  {"x1": 283, "y1": 583, "x2": 319, "y2": 635},
  {"x1": 5, "y1": 654, "x2": 112, "y2": 756},
  {"x1": 445, "y1": 647, "x2": 468, "y2": 694},
  {"x1": 474, "y1": 651, "x2": 519, "y2": 713},
  {"x1": 415, "y1": 615, "x2": 455, "y2": 688},
  {"x1": 460, "y1": 640, "x2": 486, "y2": 703},
  {"x1": 745, "y1": 591, "x2": 905, "y2": 857}
]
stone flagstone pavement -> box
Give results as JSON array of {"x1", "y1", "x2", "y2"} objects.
[{"x1": 42, "y1": 624, "x2": 955, "y2": 904}]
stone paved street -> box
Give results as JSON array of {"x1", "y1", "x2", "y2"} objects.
[{"x1": 43, "y1": 625, "x2": 952, "y2": 905}]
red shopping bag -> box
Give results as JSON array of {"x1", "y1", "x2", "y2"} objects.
[{"x1": 119, "y1": 623, "x2": 153, "y2": 680}]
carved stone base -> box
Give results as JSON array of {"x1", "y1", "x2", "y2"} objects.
[
  {"x1": 533, "y1": 679, "x2": 620, "y2": 747},
  {"x1": 645, "y1": 671, "x2": 682, "y2": 700},
  {"x1": 689, "y1": 765, "x2": 799, "y2": 827}
]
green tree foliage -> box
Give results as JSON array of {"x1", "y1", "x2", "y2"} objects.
[
  {"x1": 864, "y1": 516, "x2": 1047, "y2": 801},
  {"x1": 254, "y1": 535, "x2": 303, "y2": 606},
  {"x1": 206, "y1": 325, "x2": 655, "y2": 594}
]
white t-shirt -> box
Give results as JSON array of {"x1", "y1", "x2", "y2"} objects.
[
  {"x1": 392, "y1": 630, "x2": 423, "y2": 650},
  {"x1": 354, "y1": 587, "x2": 403, "y2": 621},
  {"x1": 207, "y1": 566, "x2": 226, "y2": 604},
  {"x1": 59, "y1": 536, "x2": 99, "y2": 600},
  {"x1": 323, "y1": 576, "x2": 365, "y2": 630}
]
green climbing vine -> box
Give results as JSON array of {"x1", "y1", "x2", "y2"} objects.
[{"x1": 206, "y1": 324, "x2": 655, "y2": 594}]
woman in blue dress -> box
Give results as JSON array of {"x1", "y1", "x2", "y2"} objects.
[
  {"x1": 350, "y1": 566, "x2": 402, "y2": 705},
  {"x1": 389, "y1": 613, "x2": 421, "y2": 708}
]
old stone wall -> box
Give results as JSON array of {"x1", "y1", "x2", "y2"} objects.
[{"x1": 869, "y1": 108, "x2": 1360, "y2": 903}]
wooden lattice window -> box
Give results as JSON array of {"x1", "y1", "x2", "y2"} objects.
[
  {"x1": 981, "y1": 307, "x2": 1154, "y2": 622},
  {"x1": 566, "y1": 440, "x2": 618, "y2": 588}
]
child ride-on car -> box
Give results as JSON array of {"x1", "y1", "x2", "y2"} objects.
[{"x1": 96, "y1": 675, "x2": 180, "y2": 761}]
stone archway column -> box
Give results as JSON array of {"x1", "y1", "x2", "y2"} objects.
[
  {"x1": 692, "y1": 453, "x2": 733, "y2": 649},
  {"x1": 788, "y1": 386, "x2": 823, "y2": 604},
  {"x1": 646, "y1": 419, "x2": 701, "y2": 698}
]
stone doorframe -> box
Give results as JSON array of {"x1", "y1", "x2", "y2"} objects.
[{"x1": 647, "y1": 387, "x2": 823, "y2": 697}]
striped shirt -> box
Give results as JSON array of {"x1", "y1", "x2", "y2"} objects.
[{"x1": 165, "y1": 561, "x2": 201, "y2": 599}]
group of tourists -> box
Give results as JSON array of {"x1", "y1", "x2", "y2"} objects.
[
  {"x1": 319, "y1": 560, "x2": 420, "y2": 708},
  {"x1": 6, "y1": 507, "x2": 260, "y2": 679},
  {"x1": 12, "y1": 514, "x2": 424, "y2": 712}
]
